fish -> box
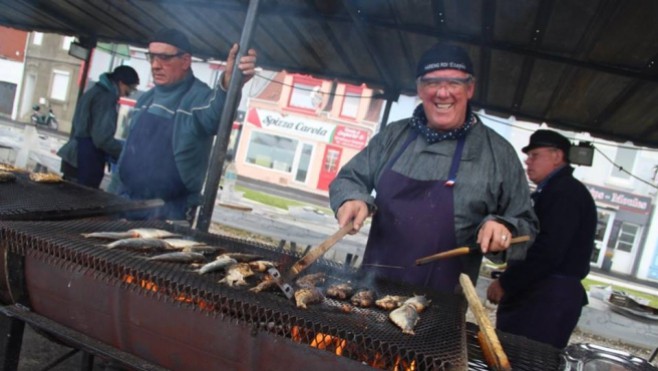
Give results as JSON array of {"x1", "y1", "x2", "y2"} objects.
[
  {"x1": 82, "y1": 228, "x2": 180, "y2": 240},
  {"x1": 0, "y1": 171, "x2": 16, "y2": 183},
  {"x1": 181, "y1": 245, "x2": 225, "y2": 254},
  {"x1": 325, "y1": 283, "x2": 354, "y2": 300},
  {"x1": 294, "y1": 287, "x2": 324, "y2": 309},
  {"x1": 0, "y1": 163, "x2": 23, "y2": 172},
  {"x1": 404, "y1": 295, "x2": 432, "y2": 313},
  {"x1": 219, "y1": 263, "x2": 254, "y2": 287},
  {"x1": 155, "y1": 238, "x2": 205, "y2": 249},
  {"x1": 147, "y1": 251, "x2": 206, "y2": 263},
  {"x1": 29, "y1": 172, "x2": 62, "y2": 183},
  {"x1": 389, "y1": 303, "x2": 420, "y2": 335},
  {"x1": 198, "y1": 255, "x2": 238, "y2": 275},
  {"x1": 375, "y1": 295, "x2": 410, "y2": 311},
  {"x1": 295, "y1": 272, "x2": 326, "y2": 288},
  {"x1": 351, "y1": 289, "x2": 376, "y2": 308},
  {"x1": 247, "y1": 260, "x2": 277, "y2": 272},
  {"x1": 106, "y1": 238, "x2": 174, "y2": 251},
  {"x1": 249, "y1": 275, "x2": 277, "y2": 293},
  {"x1": 221, "y1": 252, "x2": 262, "y2": 262}
]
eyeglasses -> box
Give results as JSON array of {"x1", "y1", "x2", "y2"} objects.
[
  {"x1": 145, "y1": 51, "x2": 185, "y2": 63},
  {"x1": 418, "y1": 76, "x2": 473, "y2": 92}
]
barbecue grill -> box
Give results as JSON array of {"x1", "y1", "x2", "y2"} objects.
[
  {"x1": 0, "y1": 172, "x2": 161, "y2": 220},
  {"x1": 0, "y1": 219, "x2": 562, "y2": 370}
]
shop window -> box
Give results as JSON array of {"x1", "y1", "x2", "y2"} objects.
[
  {"x1": 615, "y1": 222, "x2": 639, "y2": 253},
  {"x1": 340, "y1": 86, "x2": 361, "y2": 119},
  {"x1": 288, "y1": 76, "x2": 322, "y2": 112},
  {"x1": 246, "y1": 132, "x2": 298, "y2": 172},
  {"x1": 295, "y1": 144, "x2": 313, "y2": 183},
  {"x1": 50, "y1": 69, "x2": 70, "y2": 102},
  {"x1": 610, "y1": 147, "x2": 636, "y2": 180}
]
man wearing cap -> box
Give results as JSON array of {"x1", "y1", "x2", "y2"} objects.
[
  {"x1": 487, "y1": 129, "x2": 597, "y2": 348},
  {"x1": 58, "y1": 65, "x2": 140, "y2": 188},
  {"x1": 329, "y1": 43, "x2": 537, "y2": 292},
  {"x1": 114, "y1": 29, "x2": 256, "y2": 222}
]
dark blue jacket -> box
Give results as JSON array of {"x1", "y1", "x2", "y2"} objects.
[{"x1": 499, "y1": 165, "x2": 597, "y2": 298}]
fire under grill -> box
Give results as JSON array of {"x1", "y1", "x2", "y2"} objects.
[
  {"x1": 0, "y1": 173, "x2": 160, "y2": 220},
  {"x1": 0, "y1": 219, "x2": 562, "y2": 370}
]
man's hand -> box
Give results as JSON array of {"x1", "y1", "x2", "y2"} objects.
[
  {"x1": 477, "y1": 220, "x2": 512, "y2": 253},
  {"x1": 222, "y1": 43, "x2": 257, "y2": 89},
  {"x1": 336, "y1": 200, "x2": 371, "y2": 235},
  {"x1": 487, "y1": 279, "x2": 505, "y2": 304}
]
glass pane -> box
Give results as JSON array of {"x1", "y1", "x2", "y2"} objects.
[
  {"x1": 50, "y1": 70, "x2": 70, "y2": 101},
  {"x1": 246, "y1": 132, "x2": 298, "y2": 172},
  {"x1": 341, "y1": 92, "x2": 360, "y2": 118},
  {"x1": 295, "y1": 144, "x2": 312, "y2": 182},
  {"x1": 290, "y1": 82, "x2": 316, "y2": 110}
]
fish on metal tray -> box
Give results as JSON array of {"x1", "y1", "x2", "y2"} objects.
[
  {"x1": 249, "y1": 275, "x2": 277, "y2": 293},
  {"x1": 375, "y1": 295, "x2": 410, "y2": 311},
  {"x1": 351, "y1": 289, "x2": 376, "y2": 308},
  {"x1": 181, "y1": 245, "x2": 225, "y2": 254},
  {"x1": 404, "y1": 295, "x2": 431, "y2": 313},
  {"x1": 83, "y1": 228, "x2": 180, "y2": 240},
  {"x1": 295, "y1": 272, "x2": 326, "y2": 288},
  {"x1": 219, "y1": 263, "x2": 254, "y2": 287},
  {"x1": 221, "y1": 252, "x2": 262, "y2": 262},
  {"x1": 294, "y1": 287, "x2": 324, "y2": 309},
  {"x1": 147, "y1": 251, "x2": 206, "y2": 263},
  {"x1": 248, "y1": 260, "x2": 277, "y2": 273},
  {"x1": 389, "y1": 303, "x2": 420, "y2": 335},
  {"x1": 156, "y1": 238, "x2": 205, "y2": 249},
  {"x1": 106, "y1": 238, "x2": 175, "y2": 251},
  {"x1": 325, "y1": 283, "x2": 354, "y2": 300},
  {"x1": 198, "y1": 255, "x2": 238, "y2": 275},
  {"x1": 29, "y1": 172, "x2": 62, "y2": 183}
]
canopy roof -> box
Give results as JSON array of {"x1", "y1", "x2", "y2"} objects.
[{"x1": 2, "y1": 0, "x2": 658, "y2": 147}]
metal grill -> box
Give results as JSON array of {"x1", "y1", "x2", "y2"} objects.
[
  {"x1": 0, "y1": 219, "x2": 469, "y2": 370},
  {"x1": 0, "y1": 172, "x2": 160, "y2": 220}
]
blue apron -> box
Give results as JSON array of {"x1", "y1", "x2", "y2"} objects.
[
  {"x1": 362, "y1": 132, "x2": 466, "y2": 293},
  {"x1": 118, "y1": 111, "x2": 188, "y2": 220},
  {"x1": 76, "y1": 137, "x2": 106, "y2": 188},
  {"x1": 496, "y1": 275, "x2": 586, "y2": 348}
]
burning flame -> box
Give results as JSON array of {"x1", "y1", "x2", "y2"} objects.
[
  {"x1": 290, "y1": 326, "x2": 416, "y2": 370},
  {"x1": 121, "y1": 274, "x2": 212, "y2": 309}
]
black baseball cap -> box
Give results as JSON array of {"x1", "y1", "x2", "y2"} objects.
[
  {"x1": 150, "y1": 28, "x2": 192, "y2": 53},
  {"x1": 522, "y1": 130, "x2": 571, "y2": 155},
  {"x1": 416, "y1": 43, "x2": 474, "y2": 78}
]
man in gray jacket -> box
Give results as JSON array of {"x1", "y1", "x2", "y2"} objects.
[
  {"x1": 58, "y1": 65, "x2": 139, "y2": 188},
  {"x1": 330, "y1": 43, "x2": 537, "y2": 292}
]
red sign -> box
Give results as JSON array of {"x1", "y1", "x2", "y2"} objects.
[{"x1": 333, "y1": 126, "x2": 368, "y2": 150}]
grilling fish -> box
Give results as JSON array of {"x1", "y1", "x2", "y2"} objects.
[
  {"x1": 404, "y1": 295, "x2": 432, "y2": 313},
  {"x1": 389, "y1": 303, "x2": 420, "y2": 335},
  {"x1": 221, "y1": 252, "x2": 262, "y2": 262},
  {"x1": 83, "y1": 228, "x2": 180, "y2": 240},
  {"x1": 219, "y1": 263, "x2": 254, "y2": 287},
  {"x1": 375, "y1": 295, "x2": 410, "y2": 311},
  {"x1": 0, "y1": 171, "x2": 16, "y2": 183},
  {"x1": 198, "y1": 255, "x2": 238, "y2": 275},
  {"x1": 295, "y1": 272, "x2": 326, "y2": 288},
  {"x1": 325, "y1": 283, "x2": 354, "y2": 300},
  {"x1": 0, "y1": 163, "x2": 23, "y2": 172},
  {"x1": 181, "y1": 245, "x2": 225, "y2": 254},
  {"x1": 29, "y1": 172, "x2": 62, "y2": 183},
  {"x1": 249, "y1": 275, "x2": 277, "y2": 293},
  {"x1": 247, "y1": 260, "x2": 277, "y2": 273},
  {"x1": 147, "y1": 251, "x2": 206, "y2": 263},
  {"x1": 294, "y1": 287, "x2": 324, "y2": 309},
  {"x1": 106, "y1": 238, "x2": 175, "y2": 251},
  {"x1": 351, "y1": 289, "x2": 376, "y2": 307}
]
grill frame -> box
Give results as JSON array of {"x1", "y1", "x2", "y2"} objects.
[{"x1": 1, "y1": 219, "x2": 471, "y2": 370}]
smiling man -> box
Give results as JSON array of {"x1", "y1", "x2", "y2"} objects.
[
  {"x1": 114, "y1": 28, "x2": 256, "y2": 224},
  {"x1": 329, "y1": 43, "x2": 538, "y2": 292}
]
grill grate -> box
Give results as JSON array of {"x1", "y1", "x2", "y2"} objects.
[
  {"x1": 0, "y1": 172, "x2": 158, "y2": 220},
  {"x1": 1, "y1": 219, "x2": 469, "y2": 370}
]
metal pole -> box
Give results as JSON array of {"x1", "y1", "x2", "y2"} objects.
[
  {"x1": 196, "y1": 0, "x2": 261, "y2": 232},
  {"x1": 378, "y1": 97, "x2": 394, "y2": 133}
]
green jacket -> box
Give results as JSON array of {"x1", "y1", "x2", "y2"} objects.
[{"x1": 57, "y1": 73, "x2": 123, "y2": 167}]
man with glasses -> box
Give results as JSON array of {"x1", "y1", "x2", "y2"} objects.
[
  {"x1": 58, "y1": 65, "x2": 140, "y2": 188},
  {"x1": 329, "y1": 43, "x2": 537, "y2": 292},
  {"x1": 114, "y1": 28, "x2": 257, "y2": 223},
  {"x1": 487, "y1": 130, "x2": 597, "y2": 348}
]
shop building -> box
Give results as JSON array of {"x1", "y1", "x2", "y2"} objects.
[{"x1": 234, "y1": 72, "x2": 383, "y2": 196}]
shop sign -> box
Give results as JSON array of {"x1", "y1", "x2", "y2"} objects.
[
  {"x1": 585, "y1": 183, "x2": 652, "y2": 214},
  {"x1": 247, "y1": 108, "x2": 333, "y2": 142},
  {"x1": 332, "y1": 126, "x2": 368, "y2": 150}
]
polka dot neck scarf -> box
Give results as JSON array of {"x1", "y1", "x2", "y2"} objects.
[{"x1": 409, "y1": 104, "x2": 477, "y2": 144}]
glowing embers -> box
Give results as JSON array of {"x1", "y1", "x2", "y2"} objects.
[{"x1": 290, "y1": 325, "x2": 417, "y2": 370}]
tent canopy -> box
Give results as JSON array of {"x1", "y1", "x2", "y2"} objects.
[{"x1": 2, "y1": 0, "x2": 658, "y2": 147}]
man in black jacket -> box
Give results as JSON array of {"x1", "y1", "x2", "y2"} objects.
[{"x1": 486, "y1": 129, "x2": 597, "y2": 348}]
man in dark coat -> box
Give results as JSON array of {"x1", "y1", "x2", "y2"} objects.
[
  {"x1": 58, "y1": 65, "x2": 139, "y2": 188},
  {"x1": 487, "y1": 129, "x2": 597, "y2": 348}
]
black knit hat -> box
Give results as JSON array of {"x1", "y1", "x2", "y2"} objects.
[
  {"x1": 416, "y1": 43, "x2": 474, "y2": 77},
  {"x1": 522, "y1": 130, "x2": 571, "y2": 155},
  {"x1": 110, "y1": 65, "x2": 139, "y2": 85},
  {"x1": 150, "y1": 28, "x2": 192, "y2": 53}
]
